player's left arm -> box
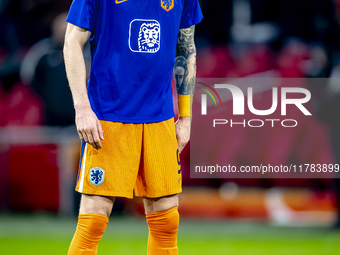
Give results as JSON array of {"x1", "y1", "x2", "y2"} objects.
[{"x1": 175, "y1": 25, "x2": 196, "y2": 153}]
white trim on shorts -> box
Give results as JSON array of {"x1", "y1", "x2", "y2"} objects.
[{"x1": 78, "y1": 144, "x2": 87, "y2": 193}]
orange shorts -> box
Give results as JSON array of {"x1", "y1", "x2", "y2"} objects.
[{"x1": 75, "y1": 118, "x2": 182, "y2": 199}]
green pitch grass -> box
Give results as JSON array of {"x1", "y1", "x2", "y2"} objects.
[{"x1": 1, "y1": 215, "x2": 340, "y2": 255}]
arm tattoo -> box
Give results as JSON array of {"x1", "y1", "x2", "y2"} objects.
[{"x1": 175, "y1": 25, "x2": 196, "y2": 95}]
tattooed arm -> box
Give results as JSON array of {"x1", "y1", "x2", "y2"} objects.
[
  {"x1": 175, "y1": 25, "x2": 196, "y2": 95},
  {"x1": 174, "y1": 25, "x2": 196, "y2": 153}
]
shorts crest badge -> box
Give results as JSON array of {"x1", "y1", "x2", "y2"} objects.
[
  {"x1": 89, "y1": 167, "x2": 105, "y2": 186},
  {"x1": 161, "y1": 0, "x2": 174, "y2": 12}
]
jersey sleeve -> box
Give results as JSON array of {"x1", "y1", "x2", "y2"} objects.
[
  {"x1": 66, "y1": 0, "x2": 99, "y2": 33},
  {"x1": 180, "y1": 0, "x2": 203, "y2": 29}
]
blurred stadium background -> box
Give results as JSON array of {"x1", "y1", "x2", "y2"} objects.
[{"x1": 1, "y1": 0, "x2": 340, "y2": 254}]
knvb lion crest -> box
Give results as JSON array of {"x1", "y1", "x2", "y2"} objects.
[
  {"x1": 161, "y1": 0, "x2": 174, "y2": 12},
  {"x1": 89, "y1": 167, "x2": 105, "y2": 186}
]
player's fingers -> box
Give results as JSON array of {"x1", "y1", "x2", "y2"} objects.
[
  {"x1": 81, "y1": 130, "x2": 89, "y2": 144},
  {"x1": 177, "y1": 137, "x2": 183, "y2": 153},
  {"x1": 78, "y1": 130, "x2": 84, "y2": 141},
  {"x1": 177, "y1": 135, "x2": 189, "y2": 154},
  {"x1": 85, "y1": 128, "x2": 97, "y2": 150},
  {"x1": 178, "y1": 142, "x2": 186, "y2": 154},
  {"x1": 92, "y1": 130, "x2": 102, "y2": 150},
  {"x1": 176, "y1": 136, "x2": 181, "y2": 151},
  {"x1": 97, "y1": 120, "x2": 104, "y2": 140}
]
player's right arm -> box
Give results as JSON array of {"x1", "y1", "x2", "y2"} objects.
[{"x1": 63, "y1": 23, "x2": 104, "y2": 150}]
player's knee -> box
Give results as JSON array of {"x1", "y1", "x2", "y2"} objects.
[
  {"x1": 77, "y1": 214, "x2": 108, "y2": 237},
  {"x1": 144, "y1": 194, "x2": 179, "y2": 214},
  {"x1": 147, "y1": 207, "x2": 179, "y2": 234},
  {"x1": 79, "y1": 194, "x2": 115, "y2": 217}
]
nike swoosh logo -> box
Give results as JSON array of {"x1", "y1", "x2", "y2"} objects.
[{"x1": 116, "y1": 0, "x2": 128, "y2": 4}]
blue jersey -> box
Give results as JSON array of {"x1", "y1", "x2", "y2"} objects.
[{"x1": 67, "y1": 0, "x2": 203, "y2": 123}]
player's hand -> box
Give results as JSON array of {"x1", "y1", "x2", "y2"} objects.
[
  {"x1": 175, "y1": 117, "x2": 191, "y2": 153},
  {"x1": 75, "y1": 106, "x2": 104, "y2": 150}
]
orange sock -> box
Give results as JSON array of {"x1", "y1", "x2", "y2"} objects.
[
  {"x1": 146, "y1": 207, "x2": 179, "y2": 255},
  {"x1": 68, "y1": 214, "x2": 108, "y2": 255}
]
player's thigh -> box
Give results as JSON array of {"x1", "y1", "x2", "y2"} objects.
[
  {"x1": 143, "y1": 194, "x2": 179, "y2": 214},
  {"x1": 79, "y1": 194, "x2": 115, "y2": 217}
]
